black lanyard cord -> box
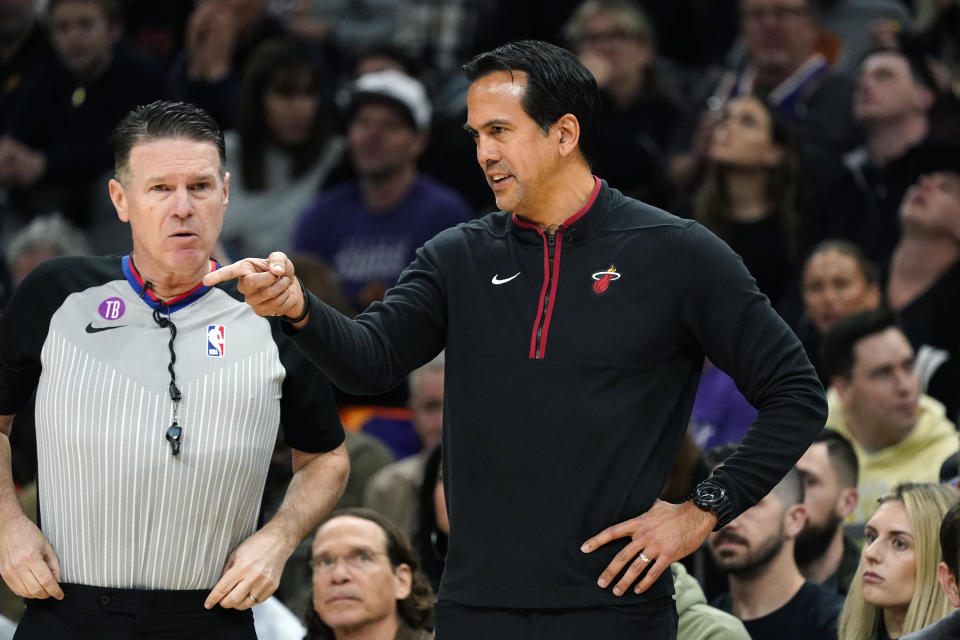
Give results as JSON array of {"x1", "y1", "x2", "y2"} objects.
[{"x1": 139, "y1": 279, "x2": 183, "y2": 456}]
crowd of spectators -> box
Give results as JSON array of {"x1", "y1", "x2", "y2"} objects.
[{"x1": 2, "y1": 0, "x2": 960, "y2": 638}]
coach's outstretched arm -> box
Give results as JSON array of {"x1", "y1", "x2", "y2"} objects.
[
  {"x1": 0, "y1": 414, "x2": 63, "y2": 601},
  {"x1": 204, "y1": 249, "x2": 447, "y2": 393}
]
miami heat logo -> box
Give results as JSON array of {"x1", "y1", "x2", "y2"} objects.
[{"x1": 591, "y1": 265, "x2": 621, "y2": 294}]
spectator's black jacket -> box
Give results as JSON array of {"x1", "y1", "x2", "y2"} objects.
[{"x1": 286, "y1": 179, "x2": 827, "y2": 608}]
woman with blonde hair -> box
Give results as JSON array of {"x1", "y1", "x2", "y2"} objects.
[{"x1": 839, "y1": 483, "x2": 960, "y2": 639}]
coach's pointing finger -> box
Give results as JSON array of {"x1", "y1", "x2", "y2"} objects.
[
  {"x1": 204, "y1": 253, "x2": 309, "y2": 327},
  {"x1": 202, "y1": 257, "x2": 270, "y2": 287}
]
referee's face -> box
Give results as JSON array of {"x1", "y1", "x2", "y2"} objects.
[{"x1": 109, "y1": 137, "x2": 229, "y2": 285}]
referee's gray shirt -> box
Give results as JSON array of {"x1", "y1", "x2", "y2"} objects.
[{"x1": 0, "y1": 255, "x2": 344, "y2": 590}]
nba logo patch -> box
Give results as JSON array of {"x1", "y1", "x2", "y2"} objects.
[{"x1": 207, "y1": 325, "x2": 225, "y2": 357}]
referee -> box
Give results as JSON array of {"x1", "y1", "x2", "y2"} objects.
[{"x1": 0, "y1": 101, "x2": 350, "y2": 639}]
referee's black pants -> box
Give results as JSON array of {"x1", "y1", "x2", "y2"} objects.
[
  {"x1": 13, "y1": 583, "x2": 257, "y2": 639},
  {"x1": 435, "y1": 596, "x2": 678, "y2": 640}
]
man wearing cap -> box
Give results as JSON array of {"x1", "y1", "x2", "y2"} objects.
[{"x1": 293, "y1": 70, "x2": 473, "y2": 314}]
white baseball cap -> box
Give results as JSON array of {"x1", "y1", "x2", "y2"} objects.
[{"x1": 345, "y1": 70, "x2": 432, "y2": 131}]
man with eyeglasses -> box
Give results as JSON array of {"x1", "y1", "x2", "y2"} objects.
[
  {"x1": 0, "y1": 100, "x2": 350, "y2": 639},
  {"x1": 307, "y1": 509, "x2": 434, "y2": 640}
]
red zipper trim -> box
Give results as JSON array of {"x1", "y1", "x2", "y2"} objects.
[
  {"x1": 536, "y1": 231, "x2": 563, "y2": 358},
  {"x1": 513, "y1": 214, "x2": 550, "y2": 359},
  {"x1": 514, "y1": 176, "x2": 600, "y2": 359}
]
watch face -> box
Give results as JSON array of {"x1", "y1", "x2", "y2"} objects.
[{"x1": 697, "y1": 483, "x2": 725, "y2": 505}]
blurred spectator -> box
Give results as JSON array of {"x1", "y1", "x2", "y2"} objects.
[
  {"x1": 413, "y1": 445, "x2": 445, "y2": 592},
  {"x1": 252, "y1": 596, "x2": 307, "y2": 640},
  {"x1": 799, "y1": 240, "x2": 881, "y2": 382},
  {"x1": 339, "y1": 431, "x2": 395, "y2": 510},
  {"x1": 2, "y1": 212, "x2": 89, "y2": 492},
  {"x1": 350, "y1": 44, "x2": 419, "y2": 80},
  {"x1": 671, "y1": 562, "x2": 751, "y2": 640},
  {"x1": 306, "y1": 508, "x2": 434, "y2": 640},
  {"x1": 669, "y1": 0, "x2": 859, "y2": 195},
  {"x1": 821, "y1": 309, "x2": 958, "y2": 524},
  {"x1": 294, "y1": 70, "x2": 472, "y2": 314},
  {"x1": 5, "y1": 213, "x2": 90, "y2": 286},
  {"x1": 811, "y1": 49, "x2": 955, "y2": 267},
  {"x1": 815, "y1": 0, "x2": 913, "y2": 72},
  {"x1": 564, "y1": 0, "x2": 681, "y2": 205},
  {"x1": 280, "y1": 0, "x2": 398, "y2": 62},
  {"x1": 391, "y1": 1, "x2": 486, "y2": 85},
  {"x1": 167, "y1": 0, "x2": 288, "y2": 129},
  {"x1": 708, "y1": 465, "x2": 843, "y2": 640},
  {"x1": 633, "y1": 0, "x2": 740, "y2": 73},
  {"x1": 896, "y1": 0, "x2": 959, "y2": 97},
  {"x1": 794, "y1": 430, "x2": 861, "y2": 595},
  {"x1": 1, "y1": 0, "x2": 163, "y2": 229},
  {"x1": 262, "y1": 429, "x2": 393, "y2": 620},
  {"x1": 0, "y1": 256, "x2": 9, "y2": 314},
  {"x1": 900, "y1": 499, "x2": 960, "y2": 639},
  {"x1": 887, "y1": 170, "x2": 960, "y2": 421},
  {"x1": 838, "y1": 482, "x2": 959, "y2": 640},
  {"x1": 364, "y1": 353, "x2": 445, "y2": 540},
  {"x1": 221, "y1": 38, "x2": 345, "y2": 259},
  {"x1": 121, "y1": 0, "x2": 192, "y2": 72},
  {"x1": 689, "y1": 361, "x2": 757, "y2": 451},
  {"x1": 0, "y1": 0, "x2": 52, "y2": 129},
  {"x1": 693, "y1": 95, "x2": 803, "y2": 311}
]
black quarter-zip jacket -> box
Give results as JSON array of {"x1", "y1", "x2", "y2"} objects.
[{"x1": 287, "y1": 179, "x2": 827, "y2": 609}]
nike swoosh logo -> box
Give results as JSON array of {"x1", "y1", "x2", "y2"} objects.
[
  {"x1": 491, "y1": 272, "x2": 521, "y2": 285},
  {"x1": 85, "y1": 322, "x2": 125, "y2": 334}
]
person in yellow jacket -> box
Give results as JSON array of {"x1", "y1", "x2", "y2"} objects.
[{"x1": 821, "y1": 309, "x2": 958, "y2": 525}]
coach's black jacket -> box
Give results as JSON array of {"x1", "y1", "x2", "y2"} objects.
[{"x1": 286, "y1": 179, "x2": 826, "y2": 608}]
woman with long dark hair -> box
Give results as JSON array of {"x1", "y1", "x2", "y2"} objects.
[
  {"x1": 694, "y1": 95, "x2": 803, "y2": 311},
  {"x1": 220, "y1": 38, "x2": 344, "y2": 259}
]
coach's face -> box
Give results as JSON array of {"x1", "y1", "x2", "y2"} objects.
[
  {"x1": 109, "y1": 137, "x2": 228, "y2": 282},
  {"x1": 467, "y1": 70, "x2": 561, "y2": 215}
]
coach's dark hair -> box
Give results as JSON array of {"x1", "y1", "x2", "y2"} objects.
[
  {"x1": 815, "y1": 429, "x2": 859, "y2": 488},
  {"x1": 940, "y1": 500, "x2": 960, "y2": 580},
  {"x1": 112, "y1": 100, "x2": 225, "y2": 184},
  {"x1": 462, "y1": 40, "x2": 600, "y2": 166},
  {"x1": 819, "y1": 307, "x2": 903, "y2": 381},
  {"x1": 305, "y1": 508, "x2": 434, "y2": 639}
]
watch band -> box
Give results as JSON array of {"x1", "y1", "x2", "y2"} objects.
[{"x1": 692, "y1": 479, "x2": 736, "y2": 530}]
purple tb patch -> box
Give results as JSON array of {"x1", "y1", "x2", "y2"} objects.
[{"x1": 98, "y1": 297, "x2": 125, "y2": 320}]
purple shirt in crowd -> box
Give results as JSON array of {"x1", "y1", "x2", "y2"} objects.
[
  {"x1": 690, "y1": 364, "x2": 758, "y2": 451},
  {"x1": 294, "y1": 175, "x2": 473, "y2": 312}
]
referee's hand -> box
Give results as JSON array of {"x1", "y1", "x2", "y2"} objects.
[
  {"x1": 203, "y1": 252, "x2": 309, "y2": 328},
  {"x1": 0, "y1": 515, "x2": 63, "y2": 600}
]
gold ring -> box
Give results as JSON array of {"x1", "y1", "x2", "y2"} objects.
[
  {"x1": 248, "y1": 594, "x2": 259, "y2": 603},
  {"x1": 639, "y1": 553, "x2": 650, "y2": 563}
]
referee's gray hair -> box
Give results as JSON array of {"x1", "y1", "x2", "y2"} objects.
[
  {"x1": 112, "y1": 100, "x2": 226, "y2": 184},
  {"x1": 6, "y1": 214, "x2": 91, "y2": 274},
  {"x1": 408, "y1": 351, "x2": 445, "y2": 400}
]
